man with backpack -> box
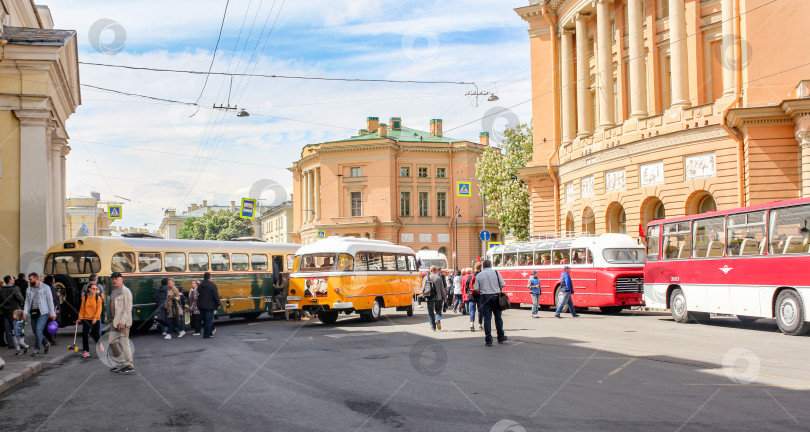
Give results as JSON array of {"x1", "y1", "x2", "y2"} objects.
[{"x1": 421, "y1": 266, "x2": 446, "y2": 331}]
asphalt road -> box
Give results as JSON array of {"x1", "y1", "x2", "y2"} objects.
[{"x1": 1, "y1": 306, "x2": 807, "y2": 432}]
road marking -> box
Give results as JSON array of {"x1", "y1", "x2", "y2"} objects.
[
  {"x1": 241, "y1": 338, "x2": 269, "y2": 342},
  {"x1": 608, "y1": 358, "x2": 636, "y2": 376},
  {"x1": 323, "y1": 332, "x2": 378, "y2": 339}
]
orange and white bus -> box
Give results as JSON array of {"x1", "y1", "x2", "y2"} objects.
[{"x1": 285, "y1": 237, "x2": 421, "y2": 324}]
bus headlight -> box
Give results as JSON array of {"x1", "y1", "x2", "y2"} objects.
[
  {"x1": 334, "y1": 287, "x2": 341, "y2": 294},
  {"x1": 290, "y1": 289, "x2": 296, "y2": 295}
]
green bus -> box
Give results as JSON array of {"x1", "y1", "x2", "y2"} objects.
[{"x1": 43, "y1": 236, "x2": 299, "y2": 330}]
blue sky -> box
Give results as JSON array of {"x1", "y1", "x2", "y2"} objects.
[{"x1": 48, "y1": 0, "x2": 533, "y2": 231}]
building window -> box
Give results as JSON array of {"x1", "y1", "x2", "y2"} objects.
[
  {"x1": 610, "y1": 20, "x2": 615, "y2": 43},
  {"x1": 436, "y1": 167, "x2": 446, "y2": 178},
  {"x1": 351, "y1": 192, "x2": 362, "y2": 216},
  {"x1": 400, "y1": 166, "x2": 410, "y2": 177},
  {"x1": 400, "y1": 192, "x2": 411, "y2": 216},
  {"x1": 418, "y1": 192, "x2": 429, "y2": 217},
  {"x1": 658, "y1": 0, "x2": 669, "y2": 19},
  {"x1": 418, "y1": 167, "x2": 429, "y2": 178},
  {"x1": 437, "y1": 192, "x2": 447, "y2": 217},
  {"x1": 350, "y1": 167, "x2": 362, "y2": 177}
]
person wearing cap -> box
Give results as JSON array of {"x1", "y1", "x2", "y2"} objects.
[
  {"x1": 528, "y1": 270, "x2": 541, "y2": 318},
  {"x1": 108, "y1": 272, "x2": 135, "y2": 374},
  {"x1": 554, "y1": 266, "x2": 579, "y2": 318}
]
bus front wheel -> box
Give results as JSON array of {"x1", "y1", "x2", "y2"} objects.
[
  {"x1": 775, "y1": 290, "x2": 810, "y2": 336},
  {"x1": 317, "y1": 311, "x2": 339, "y2": 325},
  {"x1": 670, "y1": 288, "x2": 689, "y2": 323},
  {"x1": 555, "y1": 288, "x2": 568, "y2": 314}
]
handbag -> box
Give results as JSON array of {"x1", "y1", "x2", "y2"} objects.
[{"x1": 496, "y1": 272, "x2": 510, "y2": 310}]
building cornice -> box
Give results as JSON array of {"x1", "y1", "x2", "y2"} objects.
[
  {"x1": 559, "y1": 126, "x2": 727, "y2": 177},
  {"x1": 726, "y1": 105, "x2": 792, "y2": 130},
  {"x1": 517, "y1": 164, "x2": 554, "y2": 181}
]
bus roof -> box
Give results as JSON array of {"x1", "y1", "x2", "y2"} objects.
[
  {"x1": 415, "y1": 250, "x2": 447, "y2": 260},
  {"x1": 647, "y1": 196, "x2": 810, "y2": 227},
  {"x1": 48, "y1": 236, "x2": 300, "y2": 255},
  {"x1": 295, "y1": 237, "x2": 416, "y2": 256}
]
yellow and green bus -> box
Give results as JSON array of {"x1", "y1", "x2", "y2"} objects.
[{"x1": 43, "y1": 236, "x2": 299, "y2": 329}]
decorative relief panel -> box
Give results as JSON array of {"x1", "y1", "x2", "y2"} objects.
[
  {"x1": 437, "y1": 233, "x2": 450, "y2": 242},
  {"x1": 565, "y1": 182, "x2": 575, "y2": 203},
  {"x1": 419, "y1": 233, "x2": 432, "y2": 242},
  {"x1": 640, "y1": 162, "x2": 664, "y2": 187},
  {"x1": 684, "y1": 153, "x2": 716, "y2": 180},
  {"x1": 581, "y1": 176, "x2": 594, "y2": 198},
  {"x1": 401, "y1": 233, "x2": 414, "y2": 243},
  {"x1": 605, "y1": 169, "x2": 626, "y2": 192}
]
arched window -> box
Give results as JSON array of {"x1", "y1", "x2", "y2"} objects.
[
  {"x1": 608, "y1": 203, "x2": 627, "y2": 234},
  {"x1": 438, "y1": 247, "x2": 448, "y2": 256},
  {"x1": 582, "y1": 207, "x2": 595, "y2": 234},
  {"x1": 698, "y1": 195, "x2": 717, "y2": 214},
  {"x1": 566, "y1": 212, "x2": 575, "y2": 234},
  {"x1": 687, "y1": 191, "x2": 718, "y2": 215}
]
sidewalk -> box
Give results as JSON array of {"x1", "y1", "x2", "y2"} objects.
[{"x1": 0, "y1": 327, "x2": 77, "y2": 394}]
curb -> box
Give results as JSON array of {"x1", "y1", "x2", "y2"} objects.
[{"x1": 0, "y1": 350, "x2": 75, "y2": 394}]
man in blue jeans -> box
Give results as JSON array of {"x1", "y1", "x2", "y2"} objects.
[
  {"x1": 528, "y1": 270, "x2": 541, "y2": 318},
  {"x1": 474, "y1": 260, "x2": 506, "y2": 346},
  {"x1": 554, "y1": 266, "x2": 579, "y2": 318},
  {"x1": 22, "y1": 273, "x2": 56, "y2": 357}
]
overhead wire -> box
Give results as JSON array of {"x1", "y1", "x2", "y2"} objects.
[{"x1": 193, "y1": 0, "x2": 231, "y2": 104}]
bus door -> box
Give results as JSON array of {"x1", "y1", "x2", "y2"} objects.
[
  {"x1": 270, "y1": 254, "x2": 289, "y2": 312},
  {"x1": 693, "y1": 217, "x2": 730, "y2": 314}
]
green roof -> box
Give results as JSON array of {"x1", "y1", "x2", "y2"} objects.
[{"x1": 332, "y1": 126, "x2": 465, "y2": 144}]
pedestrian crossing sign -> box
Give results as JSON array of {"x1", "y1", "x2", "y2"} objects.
[
  {"x1": 317, "y1": 230, "x2": 326, "y2": 239},
  {"x1": 487, "y1": 241, "x2": 502, "y2": 249},
  {"x1": 240, "y1": 198, "x2": 257, "y2": 219},
  {"x1": 457, "y1": 181, "x2": 472, "y2": 197},
  {"x1": 108, "y1": 205, "x2": 122, "y2": 220}
]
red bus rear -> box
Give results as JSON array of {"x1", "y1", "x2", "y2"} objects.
[{"x1": 486, "y1": 234, "x2": 645, "y2": 313}]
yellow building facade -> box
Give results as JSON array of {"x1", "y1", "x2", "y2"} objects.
[
  {"x1": 65, "y1": 195, "x2": 114, "y2": 237},
  {"x1": 291, "y1": 117, "x2": 501, "y2": 269},
  {"x1": 0, "y1": 1, "x2": 80, "y2": 273}
]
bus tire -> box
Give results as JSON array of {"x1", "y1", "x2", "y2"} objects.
[
  {"x1": 241, "y1": 312, "x2": 262, "y2": 321},
  {"x1": 554, "y1": 288, "x2": 568, "y2": 314},
  {"x1": 600, "y1": 306, "x2": 623, "y2": 314},
  {"x1": 736, "y1": 315, "x2": 758, "y2": 323},
  {"x1": 775, "y1": 290, "x2": 810, "y2": 336},
  {"x1": 670, "y1": 288, "x2": 689, "y2": 323},
  {"x1": 406, "y1": 305, "x2": 413, "y2": 317},
  {"x1": 317, "y1": 311, "x2": 339, "y2": 325},
  {"x1": 367, "y1": 298, "x2": 382, "y2": 322}
]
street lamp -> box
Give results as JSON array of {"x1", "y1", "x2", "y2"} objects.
[{"x1": 454, "y1": 206, "x2": 461, "y2": 272}]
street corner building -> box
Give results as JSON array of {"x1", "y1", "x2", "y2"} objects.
[
  {"x1": 290, "y1": 116, "x2": 501, "y2": 268},
  {"x1": 515, "y1": 0, "x2": 810, "y2": 238},
  {"x1": 0, "y1": 1, "x2": 81, "y2": 273}
]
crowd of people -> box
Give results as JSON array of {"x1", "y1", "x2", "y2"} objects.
[{"x1": 419, "y1": 261, "x2": 578, "y2": 346}]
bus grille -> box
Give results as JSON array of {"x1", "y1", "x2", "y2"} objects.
[{"x1": 616, "y1": 276, "x2": 643, "y2": 293}]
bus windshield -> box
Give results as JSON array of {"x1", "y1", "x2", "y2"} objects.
[
  {"x1": 299, "y1": 253, "x2": 337, "y2": 272},
  {"x1": 602, "y1": 248, "x2": 645, "y2": 264},
  {"x1": 419, "y1": 259, "x2": 447, "y2": 270},
  {"x1": 45, "y1": 251, "x2": 102, "y2": 275}
]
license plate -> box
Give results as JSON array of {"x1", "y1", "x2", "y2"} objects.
[
  {"x1": 285, "y1": 303, "x2": 299, "y2": 310},
  {"x1": 287, "y1": 296, "x2": 301, "y2": 301}
]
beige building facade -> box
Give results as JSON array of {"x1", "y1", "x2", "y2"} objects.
[
  {"x1": 257, "y1": 201, "x2": 294, "y2": 243},
  {"x1": 65, "y1": 194, "x2": 114, "y2": 237},
  {"x1": 291, "y1": 116, "x2": 501, "y2": 269},
  {"x1": 515, "y1": 0, "x2": 810, "y2": 239},
  {"x1": 160, "y1": 200, "x2": 273, "y2": 239},
  {"x1": 0, "y1": 1, "x2": 80, "y2": 273}
]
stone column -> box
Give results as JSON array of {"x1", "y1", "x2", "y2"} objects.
[
  {"x1": 798, "y1": 130, "x2": 810, "y2": 198},
  {"x1": 628, "y1": 0, "x2": 648, "y2": 118},
  {"x1": 668, "y1": 0, "x2": 690, "y2": 107},
  {"x1": 560, "y1": 28, "x2": 577, "y2": 144},
  {"x1": 15, "y1": 110, "x2": 52, "y2": 273},
  {"x1": 721, "y1": 0, "x2": 736, "y2": 96},
  {"x1": 308, "y1": 170, "x2": 315, "y2": 222},
  {"x1": 61, "y1": 145, "x2": 70, "y2": 238},
  {"x1": 596, "y1": 0, "x2": 615, "y2": 127},
  {"x1": 575, "y1": 13, "x2": 593, "y2": 137},
  {"x1": 50, "y1": 139, "x2": 65, "y2": 241},
  {"x1": 302, "y1": 170, "x2": 309, "y2": 222},
  {"x1": 313, "y1": 168, "x2": 320, "y2": 220}
]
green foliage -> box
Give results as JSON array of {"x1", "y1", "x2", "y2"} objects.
[
  {"x1": 476, "y1": 123, "x2": 533, "y2": 241},
  {"x1": 177, "y1": 210, "x2": 254, "y2": 240}
]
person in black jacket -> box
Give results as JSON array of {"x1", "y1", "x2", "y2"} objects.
[
  {"x1": 15, "y1": 273, "x2": 27, "y2": 297},
  {"x1": 1, "y1": 275, "x2": 25, "y2": 348},
  {"x1": 154, "y1": 279, "x2": 170, "y2": 337},
  {"x1": 196, "y1": 272, "x2": 220, "y2": 339}
]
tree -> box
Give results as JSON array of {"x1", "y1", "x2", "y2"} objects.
[
  {"x1": 476, "y1": 123, "x2": 533, "y2": 241},
  {"x1": 178, "y1": 210, "x2": 254, "y2": 240}
]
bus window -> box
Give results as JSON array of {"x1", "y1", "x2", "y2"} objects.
[
  {"x1": 692, "y1": 217, "x2": 725, "y2": 258},
  {"x1": 769, "y1": 204, "x2": 810, "y2": 254},
  {"x1": 407, "y1": 255, "x2": 417, "y2": 271},
  {"x1": 382, "y1": 254, "x2": 397, "y2": 270},
  {"x1": 111, "y1": 252, "x2": 135, "y2": 273},
  {"x1": 287, "y1": 254, "x2": 295, "y2": 271},
  {"x1": 251, "y1": 254, "x2": 268, "y2": 271},
  {"x1": 602, "y1": 248, "x2": 644, "y2": 264},
  {"x1": 518, "y1": 252, "x2": 533, "y2": 265},
  {"x1": 396, "y1": 255, "x2": 408, "y2": 271},
  {"x1": 536, "y1": 250, "x2": 551, "y2": 265},
  {"x1": 189, "y1": 253, "x2": 209, "y2": 272},
  {"x1": 570, "y1": 248, "x2": 587, "y2": 264},
  {"x1": 586, "y1": 249, "x2": 594, "y2": 264},
  {"x1": 727, "y1": 212, "x2": 766, "y2": 256},
  {"x1": 48, "y1": 251, "x2": 102, "y2": 275},
  {"x1": 292, "y1": 255, "x2": 301, "y2": 272},
  {"x1": 138, "y1": 253, "x2": 161, "y2": 272},
  {"x1": 336, "y1": 253, "x2": 354, "y2": 271},
  {"x1": 493, "y1": 254, "x2": 502, "y2": 267},
  {"x1": 165, "y1": 253, "x2": 186, "y2": 272},
  {"x1": 663, "y1": 222, "x2": 691, "y2": 259},
  {"x1": 301, "y1": 254, "x2": 336, "y2": 271},
  {"x1": 365, "y1": 253, "x2": 383, "y2": 271},
  {"x1": 356, "y1": 253, "x2": 369, "y2": 271},
  {"x1": 504, "y1": 253, "x2": 517, "y2": 266},
  {"x1": 553, "y1": 249, "x2": 570, "y2": 265},
  {"x1": 211, "y1": 253, "x2": 230, "y2": 271},
  {"x1": 646, "y1": 226, "x2": 660, "y2": 261},
  {"x1": 232, "y1": 254, "x2": 249, "y2": 271}
]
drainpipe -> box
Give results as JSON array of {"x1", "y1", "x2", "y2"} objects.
[
  {"x1": 542, "y1": 4, "x2": 561, "y2": 234},
  {"x1": 720, "y1": 0, "x2": 744, "y2": 207}
]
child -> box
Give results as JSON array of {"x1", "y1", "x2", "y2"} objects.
[{"x1": 12, "y1": 309, "x2": 29, "y2": 355}]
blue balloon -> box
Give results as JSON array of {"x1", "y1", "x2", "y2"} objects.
[{"x1": 46, "y1": 320, "x2": 59, "y2": 335}]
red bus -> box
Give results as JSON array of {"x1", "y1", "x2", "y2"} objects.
[
  {"x1": 486, "y1": 234, "x2": 645, "y2": 313},
  {"x1": 643, "y1": 197, "x2": 810, "y2": 335}
]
